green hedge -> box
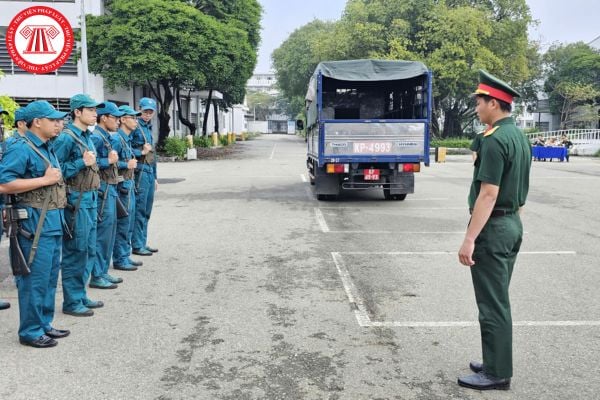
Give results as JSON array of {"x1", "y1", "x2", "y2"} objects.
[
  {"x1": 430, "y1": 137, "x2": 472, "y2": 149},
  {"x1": 164, "y1": 137, "x2": 187, "y2": 159},
  {"x1": 193, "y1": 136, "x2": 213, "y2": 148}
]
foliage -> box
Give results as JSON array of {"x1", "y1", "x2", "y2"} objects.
[
  {"x1": 272, "y1": 20, "x2": 338, "y2": 117},
  {"x1": 272, "y1": 0, "x2": 538, "y2": 137},
  {"x1": 0, "y1": 96, "x2": 20, "y2": 129},
  {"x1": 430, "y1": 137, "x2": 472, "y2": 149},
  {"x1": 193, "y1": 135, "x2": 213, "y2": 148},
  {"x1": 86, "y1": 0, "x2": 260, "y2": 143},
  {"x1": 219, "y1": 135, "x2": 229, "y2": 146},
  {"x1": 163, "y1": 137, "x2": 188, "y2": 158},
  {"x1": 543, "y1": 43, "x2": 600, "y2": 128}
]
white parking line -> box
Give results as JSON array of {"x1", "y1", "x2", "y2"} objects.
[
  {"x1": 300, "y1": 174, "x2": 308, "y2": 183},
  {"x1": 314, "y1": 208, "x2": 330, "y2": 233},
  {"x1": 319, "y1": 206, "x2": 465, "y2": 210},
  {"x1": 342, "y1": 251, "x2": 576, "y2": 255},
  {"x1": 269, "y1": 145, "x2": 276, "y2": 160},
  {"x1": 331, "y1": 252, "x2": 586, "y2": 328}
]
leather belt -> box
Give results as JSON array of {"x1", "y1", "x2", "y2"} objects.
[{"x1": 469, "y1": 209, "x2": 515, "y2": 217}]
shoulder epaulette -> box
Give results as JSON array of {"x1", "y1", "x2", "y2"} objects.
[{"x1": 483, "y1": 126, "x2": 500, "y2": 137}]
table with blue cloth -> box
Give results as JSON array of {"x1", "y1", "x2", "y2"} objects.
[{"x1": 532, "y1": 146, "x2": 567, "y2": 162}]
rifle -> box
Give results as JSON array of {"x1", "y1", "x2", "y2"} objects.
[{"x1": 3, "y1": 194, "x2": 31, "y2": 276}]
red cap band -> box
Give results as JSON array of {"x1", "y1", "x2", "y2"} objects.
[{"x1": 475, "y1": 83, "x2": 514, "y2": 104}]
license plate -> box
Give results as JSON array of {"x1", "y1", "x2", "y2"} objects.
[
  {"x1": 364, "y1": 169, "x2": 380, "y2": 180},
  {"x1": 353, "y1": 142, "x2": 393, "y2": 154}
]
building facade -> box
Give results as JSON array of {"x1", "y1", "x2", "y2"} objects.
[{"x1": 0, "y1": 0, "x2": 247, "y2": 139}]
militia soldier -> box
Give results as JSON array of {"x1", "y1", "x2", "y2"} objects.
[
  {"x1": 112, "y1": 105, "x2": 141, "y2": 271},
  {"x1": 131, "y1": 98, "x2": 158, "y2": 256},
  {"x1": 457, "y1": 70, "x2": 531, "y2": 390},
  {"x1": 5, "y1": 107, "x2": 29, "y2": 148},
  {"x1": 91, "y1": 101, "x2": 125, "y2": 288},
  {"x1": 0, "y1": 105, "x2": 10, "y2": 311},
  {"x1": 53, "y1": 94, "x2": 105, "y2": 316},
  {"x1": 0, "y1": 101, "x2": 70, "y2": 347}
]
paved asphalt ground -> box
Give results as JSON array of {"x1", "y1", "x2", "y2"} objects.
[{"x1": 1, "y1": 134, "x2": 599, "y2": 400}]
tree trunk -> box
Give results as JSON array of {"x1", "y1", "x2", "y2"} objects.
[
  {"x1": 147, "y1": 79, "x2": 173, "y2": 148},
  {"x1": 175, "y1": 87, "x2": 197, "y2": 136},
  {"x1": 202, "y1": 89, "x2": 213, "y2": 137},
  {"x1": 213, "y1": 100, "x2": 219, "y2": 133},
  {"x1": 442, "y1": 106, "x2": 463, "y2": 138}
]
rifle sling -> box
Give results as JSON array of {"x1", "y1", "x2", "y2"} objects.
[{"x1": 22, "y1": 137, "x2": 53, "y2": 266}]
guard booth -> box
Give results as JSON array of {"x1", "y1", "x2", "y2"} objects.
[{"x1": 268, "y1": 114, "x2": 290, "y2": 134}]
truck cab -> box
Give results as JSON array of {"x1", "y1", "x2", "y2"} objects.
[{"x1": 304, "y1": 59, "x2": 432, "y2": 200}]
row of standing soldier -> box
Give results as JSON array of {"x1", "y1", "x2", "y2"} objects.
[{"x1": 0, "y1": 95, "x2": 158, "y2": 348}]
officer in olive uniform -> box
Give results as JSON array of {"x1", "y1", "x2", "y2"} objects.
[
  {"x1": 457, "y1": 70, "x2": 531, "y2": 390},
  {"x1": 0, "y1": 101, "x2": 70, "y2": 347},
  {"x1": 91, "y1": 101, "x2": 125, "y2": 288},
  {"x1": 0, "y1": 105, "x2": 10, "y2": 311},
  {"x1": 130, "y1": 98, "x2": 158, "y2": 256},
  {"x1": 53, "y1": 94, "x2": 106, "y2": 317}
]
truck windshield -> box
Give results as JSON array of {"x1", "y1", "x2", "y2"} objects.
[{"x1": 321, "y1": 75, "x2": 428, "y2": 120}]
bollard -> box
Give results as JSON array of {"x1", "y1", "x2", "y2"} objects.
[
  {"x1": 435, "y1": 147, "x2": 447, "y2": 163},
  {"x1": 186, "y1": 134, "x2": 193, "y2": 149},
  {"x1": 212, "y1": 132, "x2": 219, "y2": 147},
  {"x1": 241, "y1": 132, "x2": 246, "y2": 141},
  {"x1": 227, "y1": 132, "x2": 233, "y2": 145}
]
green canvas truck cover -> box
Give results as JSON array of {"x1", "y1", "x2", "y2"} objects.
[{"x1": 306, "y1": 59, "x2": 429, "y2": 126}]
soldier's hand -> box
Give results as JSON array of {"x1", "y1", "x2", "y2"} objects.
[
  {"x1": 142, "y1": 143, "x2": 152, "y2": 155},
  {"x1": 83, "y1": 151, "x2": 96, "y2": 166},
  {"x1": 127, "y1": 158, "x2": 138, "y2": 169},
  {"x1": 43, "y1": 166, "x2": 62, "y2": 185},
  {"x1": 458, "y1": 238, "x2": 475, "y2": 267},
  {"x1": 108, "y1": 150, "x2": 119, "y2": 165}
]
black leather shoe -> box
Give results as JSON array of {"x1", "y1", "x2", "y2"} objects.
[
  {"x1": 132, "y1": 248, "x2": 152, "y2": 256},
  {"x1": 145, "y1": 246, "x2": 158, "y2": 253},
  {"x1": 45, "y1": 328, "x2": 70, "y2": 339},
  {"x1": 129, "y1": 259, "x2": 143, "y2": 267},
  {"x1": 0, "y1": 300, "x2": 10, "y2": 310},
  {"x1": 469, "y1": 361, "x2": 484, "y2": 373},
  {"x1": 458, "y1": 372, "x2": 510, "y2": 390},
  {"x1": 63, "y1": 308, "x2": 94, "y2": 317},
  {"x1": 19, "y1": 335, "x2": 58, "y2": 348}
]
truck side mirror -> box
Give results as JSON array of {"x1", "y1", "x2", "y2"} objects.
[{"x1": 296, "y1": 120, "x2": 304, "y2": 130}]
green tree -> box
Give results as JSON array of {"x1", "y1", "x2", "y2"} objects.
[
  {"x1": 189, "y1": 0, "x2": 261, "y2": 135},
  {"x1": 543, "y1": 42, "x2": 600, "y2": 128},
  {"x1": 86, "y1": 0, "x2": 258, "y2": 143},
  {"x1": 272, "y1": 20, "x2": 338, "y2": 117},
  {"x1": 272, "y1": 0, "x2": 537, "y2": 137}
]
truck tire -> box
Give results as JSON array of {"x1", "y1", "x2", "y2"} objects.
[{"x1": 383, "y1": 189, "x2": 407, "y2": 201}]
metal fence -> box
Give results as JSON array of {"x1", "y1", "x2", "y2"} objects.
[{"x1": 525, "y1": 129, "x2": 600, "y2": 144}]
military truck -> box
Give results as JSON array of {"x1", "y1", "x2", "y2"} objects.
[{"x1": 300, "y1": 59, "x2": 432, "y2": 200}]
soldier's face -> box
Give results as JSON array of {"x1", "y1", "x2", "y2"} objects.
[
  {"x1": 16, "y1": 120, "x2": 27, "y2": 135},
  {"x1": 104, "y1": 115, "x2": 120, "y2": 132},
  {"x1": 76, "y1": 107, "x2": 97, "y2": 127},
  {"x1": 475, "y1": 97, "x2": 493, "y2": 125},
  {"x1": 120, "y1": 116, "x2": 138, "y2": 132},
  {"x1": 140, "y1": 109, "x2": 154, "y2": 123},
  {"x1": 36, "y1": 118, "x2": 62, "y2": 139}
]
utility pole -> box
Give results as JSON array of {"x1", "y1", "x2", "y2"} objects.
[{"x1": 80, "y1": 0, "x2": 89, "y2": 93}]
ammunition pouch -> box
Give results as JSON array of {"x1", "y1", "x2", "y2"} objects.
[
  {"x1": 67, "y1": 164, "x2": 100, "y2": 191},
  {"x1": 118, "y1": 168, "x2": 134, "y2": 181},
  {"x1": 18, "y1": 179, "x2": 67, "y2": 210},
  {"x1": 99, "y1": 166, "x2": 119, "y2": 185}
]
